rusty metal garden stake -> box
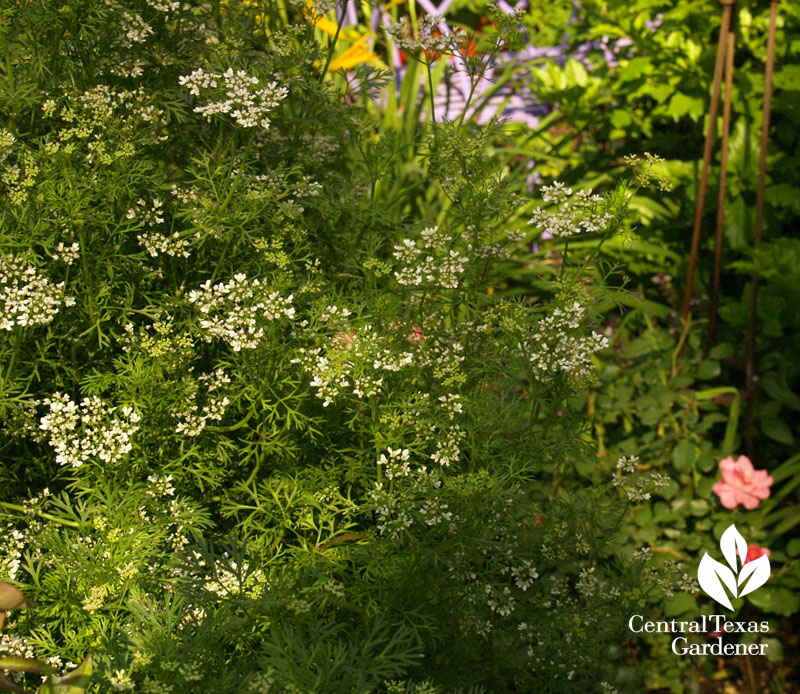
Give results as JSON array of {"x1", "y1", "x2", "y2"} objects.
[
  {"x1": 709, "y1": 21, "x2": 737, "y2": 347},
  {"x1": 745, "y1": 0, "x2": 781, "y2": 457},
  {"x1": 681, "y1": 0, "x2": 736, "y2": 324}
]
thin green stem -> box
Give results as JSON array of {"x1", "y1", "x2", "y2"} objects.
[
  {"x1": 319, "y1": 4, "x2": 347, "y2": 81},
  {"x1": 456, "y1": 39, "x2": 498, "y2": 130},
  {"x1": 0, "y1": 502, "x2": 81, "y2": 529},
  {"x1": 2, "y1": 326, "x2": 22, "y2": 384},
  {"x1": 371, "y1": 397, "x2": 383, "y2": 484},
  {"x1": 213, "y1": 0, "x2": 223, "y2": 39},
  {"x1": 3, "y1": 51, "x2": 16, "y2": 134},
  {"x1": 425, "y1": 61, "x2": 436, "y2": 124}
]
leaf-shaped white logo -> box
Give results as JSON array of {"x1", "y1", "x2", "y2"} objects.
[
  {"x1": 697, "y1": 524, "x2": 770, "y2": 610},
  {"x1": 738, "y1": 554, "x2": 770, "y2": 597},
  {"x1": 697, "y1": 554, "x2": 737, "y2": 610}
]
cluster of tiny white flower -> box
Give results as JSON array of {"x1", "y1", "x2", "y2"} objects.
[
  {"x1": 116, "y1": 562, "x2": 139, "y2": 581},
  {"x1": 175, "y1": 661, "x2": 203, "y2": 682},
  {"x1": 510, "y1": 559, "x2": 540, "y2": 591},
  {"x1": 247, "y1": 669, "x2": 277, "y2": 693},
  {"x1": 528, "y1": 181, "x2": 613, "y2": 238},
  {"x1": 187, "y1": 274, "x2": 294, "y2": 351},
  {"x1": 377, "y1": 447, "x2": 413, "y2": 480},
  {"x1": 81, "y1": 584, "x2": 109, "y2": 613},
  {"x1": 146, "y1": 0, "x2": 180, "y2": 10},
  {"x1": 127, "y1": 196, "x2": 167, "y2": 224},
  {"x1": 51, "y1": 241, "x2": 80, "y2": 265},
  {"x1": 321, "y1": 577, "x2": 345, "y2": 598},
  {"x1": 0, "y1": 632, "x2": 37, "y2": 661},
  {"x1": 50, "y1": 86, "x2": 168, "y2": 156},
  {"x1": 616, "y1": 454, "x2": 639, "y2": 474},
  {"x1": 128, "y1": 197, "x2": 192, "y2": 258},
  {"x1": 138, "y1": 229, "x2": 191, "y2": 258},
  {"x1": 412, "y1": 318, "x2": 478, "y2": 388},
  {"x1": 1, "y1": 149, "x2": 38, "y2": 205},
  {"x1": 202, "y1": 557, "x2": 265, "y2": 598},
  {"x1": 641, "y1": 559, "x2": 698, "y2": 598},
  {"x1": 1, "y1": 524, "x2": 26, "y2": 580},
  {"x1": 369, "y1": 466, "x2": 452, "y2": 539},
  {"x1": 484, "y1": 584, "x2": 517, "y2": 617},
  {"x1": 385, "y1": 14, "x2": 460, "y2": 57},
  {"x1": 521, "y1": 301, "x2": 609, "y2": 382},
  {"x1": 317, "y1": 304, "x2": 352, "y2": 324},
  {"x1": 619, "y1": 473, "x2": 671, "y2": 502},
  {"x1": 119, "y1": 12, "x2": 154, "y2": 47},
  {"x1": 292, "y1": 326, "x2": 414, "y2": 407},
  {"x1": 612, "y1": 455, "x2": 671, "y2": 502},
  {"x1": 575, "y1": 566, "x2": 601, "y2": 599},
  {"x1": 106, "y1": 56, "x2": 146, "y2": 80},
  {"x1": 146, "y1": 474, "x2": 176, "y2": 497},
  {"x1": 393, "y1": 226, "x2": 468, "y2": 290},
  {"x1": 174, "y1": 369, "x2": 231, "y2": 436},
  {"x1": 179, "y1": 68, "x2": 288, "y2": 129},
  {"x1": 0, "y1": 255, "x2": 75, "y2": 331},
  {"x1": 39, "y1": 393, "x2": 141, "y2": 468},
  {"x1": 0, "y1": 127, "x2": 14, "y2": 152},
  {"x1": 109, "y1": 668, "x2": 136, "y2": 691},
  {"x1": 427, "y1": 394, "x2": 465, "y2": 466}
]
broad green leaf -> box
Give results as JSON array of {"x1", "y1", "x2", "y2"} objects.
[
  {"x1": 695, "y1": 360, "x2": 720, "y2": 380},
  {"x1": 761, "y1": 416, "x2": 794, "y2": 445},
  {"x1": 0, "y1": 657, "x2": 56, "y2": 676},
  {"x1": 610, "y1": 109, "x2": 632, "y2": 128},
  {"x1": 564, "y1": 59, "x2": 588, "y2": 87},
  {"x1": 663, "y1": 592, "x2": 697, "y2": 616},
  {"x1": 748, "y1": 587, "x2": 800, "y2": 617},
  {"x1": 618, "y1": 56, "x2": 652, "y2": 82},
  {"x1": 37, "y1": 655, "x2": 93, "y2": 694},
  {"x1": 667, "y1": 93, "x2": 703, "y2": 121},
  {"x1": 672, "y1": 442, "x2": 695, "y2": 471},
  {"x1": 773, "y1": 65, "x2": 800, "y2": 91}
]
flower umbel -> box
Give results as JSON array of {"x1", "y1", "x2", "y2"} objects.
[
  {"x1": 0, "y1": 255, "x2": 75, "y2": 330},
  {"x1": 179, "y1": 68, "x2": 288, "y2": 129},
  {"x1": 528, "y1": 182, "x2": 612, "y2": 239}
]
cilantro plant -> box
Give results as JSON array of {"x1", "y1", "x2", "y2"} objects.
[{"x1": 0, "y1": 2, "x2": 679, "y2": 693}]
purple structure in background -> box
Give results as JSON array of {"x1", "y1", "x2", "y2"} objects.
[{"x1": 334, "y1": 0, "x2": 640, "y2": 128}]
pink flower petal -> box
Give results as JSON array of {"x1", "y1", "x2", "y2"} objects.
[{"x1": 713, "y1": 481, "x2": 739, "y2": 509}]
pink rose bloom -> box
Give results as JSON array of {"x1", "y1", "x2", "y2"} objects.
[
  {"x1": 744, "y1": 545, "x2": 771, "y2": 564},
  {"x1": 409, "y1": 325, "x2": 424, "y2": 344},
  {"x1": 712, "y1": 455, "x2": 773, "y2": 510}
]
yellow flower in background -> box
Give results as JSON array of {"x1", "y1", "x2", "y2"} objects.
[
  {"x1": 328, "y1": 36, "x2": 380, "y2": 71},
  {"x1": 224, "y1": 0, "x2": 384, "y2": 71},
  {"x1": 305, "y1": 0, "x2": 381, "y2": 71}
]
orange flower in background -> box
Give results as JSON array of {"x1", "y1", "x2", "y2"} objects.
[
  {"x1": 423, "y1": 30, "x2": 445, "y2": 62},
  {"x1": 712, "y1": 455, "x2": 773, "y2": 510},
  {"x1": 457, "y1": 35, "x2": 478, "y2": 59}
]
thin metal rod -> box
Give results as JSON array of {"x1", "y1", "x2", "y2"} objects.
[
  {"x1": 681, "y1": 0, "x2": 735, "y2": 323},
  {"x1": 745, "y1": 0, "x2": 780, "y2": 457},
  {"x1": 709, "y1": 25, "x2": 736, "y2": 346}
]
